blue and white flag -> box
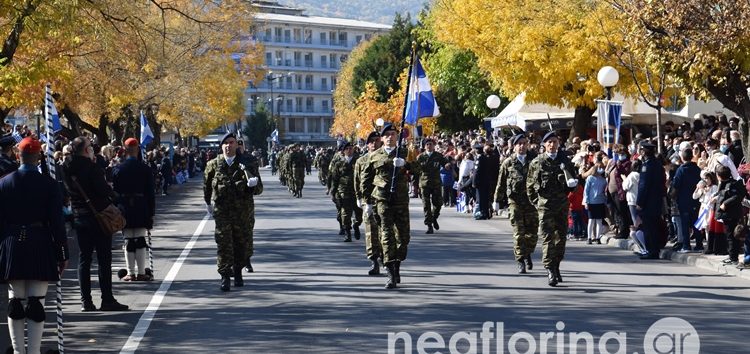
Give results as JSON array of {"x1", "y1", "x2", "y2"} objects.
[
  {"x1": 11, "y1": 131, "x2": 23, "y2": 143},
  {"x1": 44, "y1": 84, "x2": 58, "y2": 179},
  {"x1": 596, "y1": 100, "x2": 623, "y2": 160},
  {"x1": 271, "y1": 129, "x2": 279, "y2": 143},
  {"x1": 404, "y1": 57, "x2": 440, "y2": 125},
  {"x1": 140, "y1": 110, "x2": 154, "y2": 148}
]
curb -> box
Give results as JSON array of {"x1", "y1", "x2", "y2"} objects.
[{"x1": 599, "y1": 234, "x2": 750, "y2": 281}]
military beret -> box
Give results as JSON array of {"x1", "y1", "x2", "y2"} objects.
[
  {"x1": 124, "y1": 138, "x2": 139, "y2": 147},
  {"x1": 473, "y1": 144, "x2": 483, "y2": 150},
  {"x1": 0, "y1": 133, "x2": 15, "y2": 148},
  {"x1": 220, "y1": 132, "x2": 236, "y2": 145},
  {"x1": 422, "y1": 138, "x2": 435, "y2": 146},
  {"x1": 18, "y1": 137, "x2": 41, "y2": 154},
  {"x1": 380, "y1": 123, "x2": 396, "y2": 136},
  {"x1": 338, "y1": 142, "x2": 352, "y2": 152},
  {"x1": 542, "y1": 131, "x2": 558, "y2": 143},
  {"x1": 510, "y1": 133, "x2": 527, "y2": 146},
  {"x1": 639, "y1": 140, "x2": 656, "y2": 149},
  {"x1": 366, "y1": 131, "x2": 381, "y2": 142}
]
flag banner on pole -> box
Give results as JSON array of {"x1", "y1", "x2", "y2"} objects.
[
  {"x1": 404, "y1": 57, "x2": 440, "y2": 125},
  {"x1": 44, "y1": 84, "x2": 58, "y2": 179},
  {"x1": 271, "y1": 129, "x2": 279, "y2": 143},
  {"x1": 140, "y1": 111, "x2": 154, "y2": 148},
  {"x1": 595, "y1": 100, "x2": 623, "y2": 160},
  {"x1": 11, "y1": 131, "x2": 23, "y2": 143}
]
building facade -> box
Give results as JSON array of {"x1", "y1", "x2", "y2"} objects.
[{"x1": 248, "y1": 1, "x2": 390, "y2": 144}]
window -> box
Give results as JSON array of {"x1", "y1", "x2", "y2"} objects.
[
  {"x1": 356, "y1": 35, "x2": 362, "y2": 44},
  {"x1": 320, "y1": 55, "x2": 327, "y2": 68},
  {"x1": 289, "y1": 118, "x2": 304, "y2": 133},
  {"x1": 284, "y1": 29, "x2": 291, "y2": 43},
  {"x1": 294, "y1": 52, "x2": 301, "y2": 66},
  {"x1": 365, "y1": 33, "x2": 372, "y2": 41},
  {"x1": 321, "y1": 78, "x2": 328, "y2": 91},
  {"x1": 274, "y1": 27, "x2": 282, "y2": 42},
  {"x1": 286, "y1": 99, "x2": 293, "y2": 112},
  {"x1": 295, "y1": 75, "x2": 302, "y2": 90},
  {"x1": 304, "y1": 29, "x2": 312, "y2": 44},
  {"x1": 319, "y1": 32, "x2": 327, "y2": 45},
  {"x1": 332, "y1": 76, "x2": 337, "y2": 89},
  {"x1": 323, "y1": 118, "x2": 333, "y2": 133},
  {"x1": 284, "y1": 52, "x2": 292, "y2": 66},
  {"x1": 274, "y1": 51, "x2": 283, "y2": 66},
  {"x1": 286, "y1": 76, "x2": 292, "y2": 89},
  {"x1": 293, "y1": 29, "x2": 302, "y2": 43},
  {"x1": 305, "y1": 75, "x2": 313, "y2": 90},
  {"x1": 304, "y1": 52, "x2": 313, "y2": 67},
  {"x1": 264, "y1": 28, "x2": 272, "y2": 41},
  {"x1": 322, "y1": 100, "x2": 329, "y2": 112},
  {"x1": 265, "y1": 52, "x2": 272, "y2": 65},
  {"x1": 329, "y1": 31, "x2": 337, "y2": 45},
  {"x1": 329, "y1": 54, "x2": 337, "y2": 68},
  {"x1": 306, "y1": 97, "x2": 314, "y2": 112},
  {"x1": 295, "y1": 97, "x2": 303, "y2": 112},
  {"x1": 338, "y1": 32, "x2": 348, "y2": 47},
  {"x1": 308, "y1": 118, "x2": 321, "y2": 133}
]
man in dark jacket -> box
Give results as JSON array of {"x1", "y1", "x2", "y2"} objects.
[
  {"x1": 636, "y1": 141, "x2": 666, "y2": 259},
  {"x1": 473, "y1": 144, "x2": 499, "y2": 220},
  {"x1": 715, "y1": 164, "x2": 748, "y2": 265},
  {"x1": 671, "y1": 149, "x2": 703, "y2": 252},
  {"x1": 63, "y1": 136, "x2": 129, "y2": 311},
  {"x1": 113, "y1": 138, "x2": 156, "y2": 281},
  {"x1": 160, "y1": 152, "x2": 172, "y2": 196}
]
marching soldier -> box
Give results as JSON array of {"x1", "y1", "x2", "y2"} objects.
[
  {"x1": 290, "y1": 144, "x2": 306, "y2": 197},
  {"x1": 329, "y1": 142, "x2": 359, "y2": 242},
  {"x1": 493, "y1": 133, "x2": 538, "y2": 274},
  {"x1": 204, "y1": 132, "x2": 263, "y2": 292},
  {"x1": 355, "y1": 131, "x2": 383, "y2": 275},
  {"x1": 0, "y1": 137, "x2": 68, "y2": 354},
  {"x1": 327, "y1": 149, "x2": 345, "y2": 235},
  {"x1": 526, "y1": 132, "x2": 578, "y2": 286},
  {"x1": 414, "y1": 138, "x2": 448, "y2": 234},
  {"x1": 0, "y1": 133, "x2": 19, "y2": 178},
  {"x1": 113, "y1": 138, "x2": 156, "y2": 281},
  {"x1": 362, "y1": 123, "x2": 411, "y2": 289}
]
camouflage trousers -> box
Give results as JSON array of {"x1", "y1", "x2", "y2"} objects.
[
  {"x1": 420, "y1": 186, "x2": 442, "y2": 225},
  {"x1": 337, "y1": 196, "x2": 355, "y2": 229},
  {"x1": 292, "y1": 168, "x2": 305, "y2": 191},
  {"x1": 538, "y1": 206, "x2": 568, "y2": 268},
  {"x1": 214, "y1": 215, "x2": 253, "y2": 276},
  {"x1": 509, "y1": 203, "x2": 539, "y2": 261},
  {"x1": 318, "y1": 168, "x2": 328, "y2": 185},
  {"x1": 376, "y1": 201, "x2": 410, "y2": 264},
  {"x1": 364, "y1": 213, "x2": 382, "y2": 260}
]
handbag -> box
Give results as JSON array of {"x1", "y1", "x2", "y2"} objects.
[{"x1": 70, "y1": 176, "x2": 126, "y2": 235}]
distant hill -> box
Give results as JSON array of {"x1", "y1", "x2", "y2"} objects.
[{"x1": 279, "y1": 0, "x2": 426, "y2": 25}]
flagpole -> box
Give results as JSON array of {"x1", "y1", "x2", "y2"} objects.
[
  {"x1": 46, "y1": 83, "x2": 65, "y2": 354},
  {"x1": 390, "y1": 42, "x2": 417, "y2": 197}
]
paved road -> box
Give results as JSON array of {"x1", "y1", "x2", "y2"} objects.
[{"x1": 2, "y1": 168, "x2": 748, "y2": 353}]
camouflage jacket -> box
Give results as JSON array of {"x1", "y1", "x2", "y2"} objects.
[
  {"x1": 361, "y1": 146, "x2": 410, "y2": 204},
  {"x1": 290, "y1": 151, "x2": 306, "y2": 169},
  {"x1": 414, "y1": 151, "x2": 447, "y2": 189},
  {"x1": 330, "y1": 154, "x2": 359, "y2": 199},
  {"x1": 203, "y1": 155, "x2": 263, "y2": 215},
  {"x1": 495, "y1": 153, "x2": 534, "y2": 208},
  {"x1": 526, "y1": 153, "x2": 576, "y2": 209},
  {"x1": 354, "y1": 152, "x2": 371, "y2": 201}
]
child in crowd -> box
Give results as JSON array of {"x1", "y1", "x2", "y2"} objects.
[
  {"x1": 584, "y1": 163, "x2": 607, "y2": 244},
  {"x1": 440, "y1": 162, "x2": 456, "y2": 207},
  {"x1": 568, "y1": 179, "x2": 585, "y2": 240}
]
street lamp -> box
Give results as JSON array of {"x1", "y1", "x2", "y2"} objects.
[
  {"x1": 597, "y1": 66, "x2": 619, "y2": 100},
  {"x1": 266, "y1": 71, "x2": 294, "y2": 139},
  {"x1": 375, "y1": 118, "x2": 384, "y2": 128},
  {"x1": 486, "y1": 95, "x2": 501, "y2": 116}
]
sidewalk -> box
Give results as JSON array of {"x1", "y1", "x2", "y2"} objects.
[{"x1": 599, "y1": 233, "x2": 750, "y2": 281}]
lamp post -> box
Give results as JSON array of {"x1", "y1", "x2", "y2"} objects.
[
  {"x1": 266, "y1": 71, "x2": 294, "y2": 140},
  {"x1": 486, "y1": 95, "x2": 501, "y2": 115},
  {"x1": 597, "y1": 66, "x2": 619, "y2": 101}
]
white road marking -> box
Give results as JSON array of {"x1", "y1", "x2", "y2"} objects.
[{"x1": 119, "y1": 215, "x2": 210, "y2": 354}]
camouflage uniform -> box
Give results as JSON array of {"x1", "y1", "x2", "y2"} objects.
[
  {"x1": 313, "y1": 150, "x2": 332, "y2": 186},
  {"x1": 362, "y1": 146, "x2": 410, "y2": 264},
  {"x1": 204, "y1": 155, "x2": 263, "y2": 277},
  {"x1": 355, "y1": 152, "x2": 382, "y2": 261},
  {"x1": 330, "y1": 153, "x2": 359, "y2": 234},
  {"x1": 327, "y1": 153, "x2": 344, "y2": 229},
  {"x1": 414, "y1": 151, "x2": 447, "y2": 227},
  {"x1": 526, "y1": 153, "x2": 575, "y2": 269},
  {"x1": 290, "y1": 148, "x2": 306, "y2": 195},
  {"x1": 495, "y1": 153, "x2": 538, "y2": 262}
]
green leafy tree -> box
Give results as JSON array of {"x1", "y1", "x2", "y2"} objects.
[{"x1": 243, "y1": 105, "x2": 273, "y2": 152}]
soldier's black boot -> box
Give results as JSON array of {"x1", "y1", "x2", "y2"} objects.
[
  {"x1": 233, "y1": 266, "x2": 244, "y2": 287},
  {"x1": 433, "y1": 219, "x2": 440, "y2": 231},
  {"x1": 554, "y1": 266, "x2": 563, "y2": 283},
  {"x1": 546, "y1": 268, "x2": 558, "y2": 287},
  {"x1": 353, "y1": 227, "x2": 361, "y2": 240},
  {"x1": 245, "y1": 258, "x2": 254, "y2": 273},
  {"x1": 525, "y1": 255, "x2": 533, "y2": 270},
  {"x1": 368, "y1": 258, "x2": 380, "y2": 276},
  {"x1": 385, "y1": 263, "x2": 397, "y2": 289},
  {"x1": 344, "y1": 229, "x2": 352, "y2": 242},
  {"x1": 338, "y1": 225, "x2": 345, "y2": 235},
  {"x1": 394, "y1": 261, "x2": 401, "y2": 284},
  {"x1": 425, "y1": 225, "x2": 434, "y2": 234},
  {"x1": 220, "y1": 275, "x2": 231, "y2": 292},
  {"x1": 517, "y1": 261, "x2": 526, "y2": 274}
]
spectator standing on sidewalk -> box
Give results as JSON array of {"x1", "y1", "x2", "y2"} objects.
[
  {"x1": 715, "y1": 165, "x2": 747, "y2": 265},
  {"x1": 636, "y1": 141, "x2": 666, "y2": 260},
  {"x1": 671, "y1": 149, "x2": 703, "y2": 253},
  {"x1": 583, "y1": 163, "x2": 607, "y2": 245}
]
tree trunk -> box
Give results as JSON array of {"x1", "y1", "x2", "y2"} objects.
[
  {"x1": 705, "y1": 72, "x2": 750, "y2": 158},
  {"x1": 569, "y1": 105, "x2": 595, "y2": 141}
]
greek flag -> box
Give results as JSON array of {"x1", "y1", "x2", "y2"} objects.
[
  {"x1": 140, "y1": 110, "x2": 154, "y2": 148},
  {"x1": 44, "y1": 84, "x2": 58, "y2": 179},
  {"x1": 11, "y1": 131, "x2": 23, "y2": 143},
  {"x1": 456, "y1": 192, "x2": 467, "y2": 213},
  {"x1": 271, "y1": 129, "x2": 279, "y2": 143},
  {"x1": 596, "y1": 100, "x2": 623, "y2": 159},
  {"x1": 404, "y1": 57, "x2": 440, "y2": 125}
]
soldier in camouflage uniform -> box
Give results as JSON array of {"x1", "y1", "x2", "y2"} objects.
[
  {"x1": 313, "y1": 148, "x2": 331, "y2": 186},
  {"x1": 329, "y1": 142, "x2": 359, "y2": 241},
  {"x1": 526, "y1": 132, "x2": 578, "y2": 287},
  {"x1": 362, "y1": 124, "x2": 411, "y2": 289},
  {"x1": 355, "y1": 131, "x2": 383, "y2": 275},
  {"x1": 0, "y1": 133, "x2": 19, "y2": 178},
  {"x1": 327, "y1": 150, "x2": 345, "y2": 235},
  {"x1": 290, "y1": 144, "x2": 306, "y2": 197},
  {"x1": 493, "y1": 133, "x2": 538, "y2": 274},
  {"x1": 414, "y1": 138, "x2": 447, "y2": 234},
  {"x1": 204, "y1": 133, "x2": 263, "y2": 292},
  {"x1": 276, "y1": 147, "x2": 288, "y2": 186}
]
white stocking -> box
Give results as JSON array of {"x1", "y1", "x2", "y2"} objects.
[
  {"x1": 587, "y1": 219, "x2": 597, "y2": 240},
  {"x1": 26, "y1": 280, "x2": 48, "y2": 354},
  {"x1": 135, "y1": 247, "x2": 148, "y2": 274},
  {"x1": 125, "y1": 249, "x2": 136, "y2": 275},
  {"x1": 594, "y1": 219, "x2": 603, "y2": 239}
]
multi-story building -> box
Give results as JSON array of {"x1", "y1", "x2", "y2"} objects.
[{"x1": 247, "y1": 1, "x2": 390, "y2": 144}]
